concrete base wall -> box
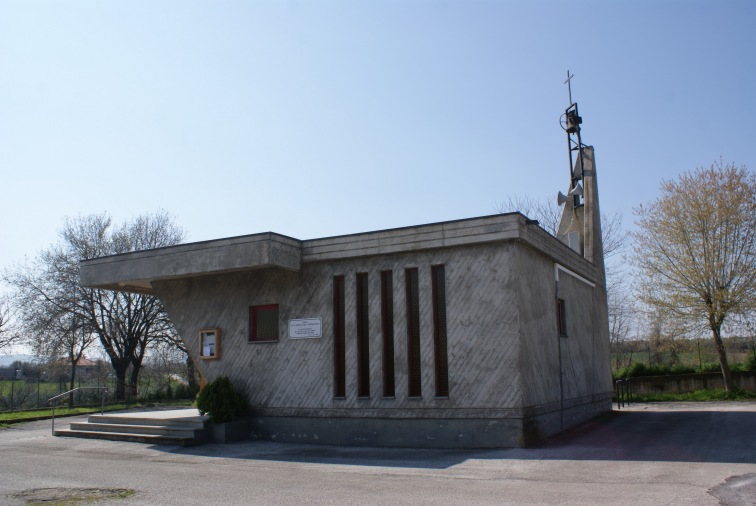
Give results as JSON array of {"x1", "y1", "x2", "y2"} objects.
[
  {"x1": 527, "y1": 395, "x2": 612, "y2": 443},
  {"x1": 250, "y1": 395, "x2": 612, "y2": 449},
  {"x1": 251, "y1": 415, "x2": 528, "y2": 448}
]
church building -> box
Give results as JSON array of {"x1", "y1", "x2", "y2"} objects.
[{"x1": 80, "y1": 143, "x2": 612, "y2": 448}]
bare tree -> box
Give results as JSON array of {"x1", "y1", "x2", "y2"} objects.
[
  {"x1": 608, "y1": 287, "x2": 634, "y2": 370},
  {"x1": 158, "y1": 328, "x2": 199, "y2": 393},
  {"x1": 0, "y1": 296, "x2": 18, "y2": 352},
  {"x1": 70, "y1": 212, "x2": 185, "y2": 400},
  {"x1": 494, "y1": 195, "x2": 628, "y2": 259},
  {"x1": 4, "y1": 247, "x2": 98, "y2": 406},
  {"x1": 4, "y1": 211, "x2": 185, "y2": 401},
  {"x1": 494, "y1": 195, "x2": 563, "y2": 235},
  {"x1": 633, "y1": 161, "x2": 756, "y2": 391}
]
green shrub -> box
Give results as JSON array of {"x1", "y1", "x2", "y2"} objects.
[
  {"x1": 628, "y1": 388, "x2": 756, "y2": 402},
  {"x1": 614, "y1": 362, "x2": 649, "y2": 379},
  {"x1": 174, "y1": 382, "x2": 199, "y2": 400},
  {"x1": 746, "y1": 353, "x2": 756, "y2": 372},
  {"x1": 670, "y1": 364, "x2": 697, "y2": 375},
  {"x1": 614, "y1": 362, "x2": 675, "y2": 379},
  {"x1": 700, "y1": 362, "x2": 722, "y2": 373},
  {"x1": 195, "y1": 376, "x2": 248, "y2": 423}
]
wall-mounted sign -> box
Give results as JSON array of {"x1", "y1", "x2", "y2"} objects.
[
  {"x1": 289, "y1": 318, "x2": 322, "y2": 339},
  {"x1": 199, "y1": 328, "x2": 220, "y2": 359}
]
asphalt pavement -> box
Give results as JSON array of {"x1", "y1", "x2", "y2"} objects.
[{"x1": 0, "y1": 401, "x2": 755, "y2": 505}]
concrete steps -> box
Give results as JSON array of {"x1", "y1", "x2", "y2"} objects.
[{"x1": 55, "y1": 409, "x2": 210, "y2": 446}]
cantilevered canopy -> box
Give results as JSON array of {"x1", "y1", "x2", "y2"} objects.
[{"x1": 79, "y1": 232, "x2": 302, "y2": 295}]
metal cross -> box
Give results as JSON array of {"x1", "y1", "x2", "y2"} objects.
[{"x1": 564, "y1": 70, "x2": 574, "y2": 105}]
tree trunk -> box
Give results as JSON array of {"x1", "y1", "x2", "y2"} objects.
[
  {"x1": 113, "y1": 366, "x2": 127, "y2": 401},
  {"x1": 186, "y1": 354, "x2": 197, "y2": 391},
  {"x1": 68, "y1": 361, "x2": 77, "y2": 408},
  {"x1": 711, "y1": 326, "x2": 734, "y2": 392},
  {"x1": 129, "y1": 363, "x2": 141, "y2": 401}
]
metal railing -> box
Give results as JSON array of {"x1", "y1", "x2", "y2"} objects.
[
  {"x1": 614, "y1": 378, "x2": 632, "y2": 409},
  {"x1": 47, "y1": 387, "x2": 108, "y2": 435}
]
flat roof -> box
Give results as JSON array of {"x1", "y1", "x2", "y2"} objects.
[{"x1": 80, "y1": 213, "x2": 595, "y2": 294}]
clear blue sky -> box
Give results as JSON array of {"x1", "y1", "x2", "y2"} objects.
[{"x1": 1, "y1": 0, "x2": 754, "y2": 273}]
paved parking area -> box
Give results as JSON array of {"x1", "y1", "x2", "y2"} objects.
[{"x1": 0, "y1": 402, "x2": 755, "y2": 505}]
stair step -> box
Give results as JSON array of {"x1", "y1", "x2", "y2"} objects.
[
  {"x1": 55, "y1": 429, "x2": 199, "y2": 446},
  {"x1": 68, "y1": 422, "x2": 200, "y2": 438},
  {"x1": 87, "y1": 414, "x2": 207, "y2": 429},
  {"x1": 55, "y1": 409, "x2": 211, "y2": 446}
]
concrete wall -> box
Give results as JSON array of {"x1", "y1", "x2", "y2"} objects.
[
  {"x1": 516, "y1": 244, "x2": 612, "y2": 440},
  {"x1": 154, "y1": 242, "x2": 525, "y2": 417},
  {"x1": 152, "y1": 238, "x2": 611, "y2": 447}
]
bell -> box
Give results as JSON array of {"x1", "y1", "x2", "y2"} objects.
[{"x1": 565, "y1": 111, "x2": 582, "y2": 133}]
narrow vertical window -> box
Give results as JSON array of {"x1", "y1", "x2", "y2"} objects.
[
  {"x1": 333, "y1": 275, "x2": 346, "y2": 397},
  {"x1": 405, "y1": 268, "x2": 422, "y2": 398},
  {"x1": 432, "y1": 265, "x2": 449, "y2": 397},
  {"x1": 381, "y1": 270, "x2": 395, "y2": 397},
  {"x1": 557, "y1": 298, "x2": 568, "y2": 337},
  {"x1": 356, "y1": 272, "x2": 370, "y2": 398}
]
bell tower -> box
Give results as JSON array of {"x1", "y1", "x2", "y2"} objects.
[{"x1": 556, "y1": 72, "x2": 604, "y2": 276}]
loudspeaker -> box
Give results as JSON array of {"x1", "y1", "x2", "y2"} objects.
[{"x1": 568, "y1": 182, "x2": 583, "y2": 197}]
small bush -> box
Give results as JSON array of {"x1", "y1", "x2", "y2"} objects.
[
  {"x1": 174, "y1": 382, "x2": 199, "y2": 400},
  {"x1": 628, "y1": 388, "x2": 756, "y2": 402},
  {"x1": 614, "y1": 362, "x2": 675, "y2": 379},
  {"x1": 700, "y1": 362, "x2": 722, "y2": 373},
  {"x1": 613, "y1": 357, "x2": 756, "y2": 380},
  {"x1": 614, "y1": 362, "x2": 650, "y2": 379},
  {"x1": 195, "y1": 376, "x2": 248, "y2": 423},
  {"x1": 746, "y1": 353, "x2": 756, "y2": 372},
  {"x1": 670, "y1": 364, "x2": 697, "y2": 375}
]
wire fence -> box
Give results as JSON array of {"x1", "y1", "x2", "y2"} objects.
[{"x1": 0, "y1": 377, "x2": 198, "y2": 413}]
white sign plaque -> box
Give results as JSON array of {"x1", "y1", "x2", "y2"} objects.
[{"x1": 289, "y1": 318, "x2": 322, "y2": 339}]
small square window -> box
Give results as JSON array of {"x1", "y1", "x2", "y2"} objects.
[{"x1": 249, "y1": 304, "x2": 279, "y2": 342}]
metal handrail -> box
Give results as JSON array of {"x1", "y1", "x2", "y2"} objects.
[
  {"x1": 47, "y1": 387, "x2": 108, "y2": 436},
  {"x1": 614, "y1": 378, "x2": 632, "y2": 409}
]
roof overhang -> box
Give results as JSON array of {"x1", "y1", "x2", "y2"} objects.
[
  {"x1": 80, "y1": 233, "x2": 301, "y2": 295},
  {"x1": 80, "y1": 213, "x2": 598, "y2": 295}
]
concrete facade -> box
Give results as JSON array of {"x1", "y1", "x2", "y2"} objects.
[{"x1": 80, "y1": 148, "x2": 611, "y2": 448}]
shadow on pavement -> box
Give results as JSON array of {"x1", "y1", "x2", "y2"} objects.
[
  {"x1": 158, "y1": 408, "x2": 756, "y2": 468},
  {"x1": 520, "y1": 409, "x2": 756, "y2": 464}
]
